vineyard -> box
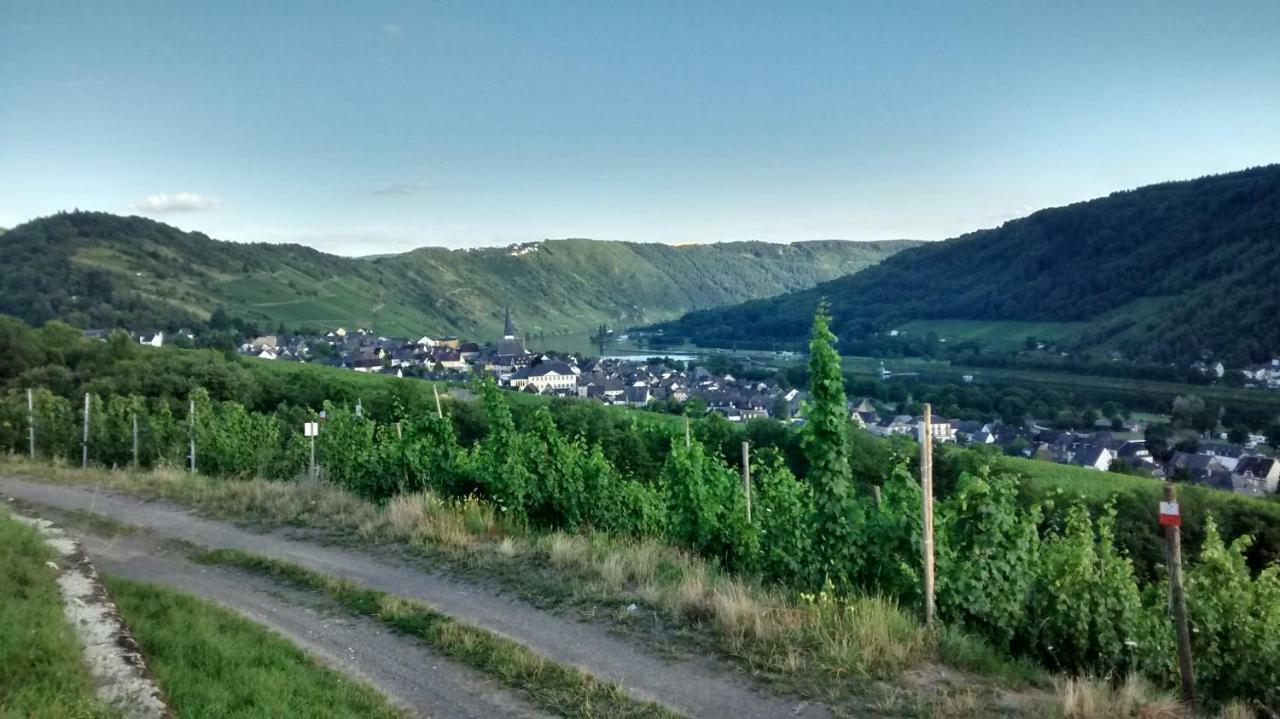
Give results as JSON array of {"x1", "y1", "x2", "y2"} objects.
[{"x1": 1, "y1": 315, "x2": 1279, "y2": 711}]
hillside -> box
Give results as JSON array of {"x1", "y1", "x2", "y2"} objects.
[
  {"x1": 654, "y1": 165, "x2": 1280, "y2": 364},
  {"x1": 0, "y1": 212, "x2": 917, "y2": 338}
]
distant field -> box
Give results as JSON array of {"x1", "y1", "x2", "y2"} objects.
[
  {"x1": 896, "y1": 319, "x2": 1086, "y2": 351},
  {"x1": 843, "y1": 354, "x2": 1280, "y2": 414}
]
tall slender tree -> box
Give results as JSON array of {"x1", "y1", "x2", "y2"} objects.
[{"x1": 801, "y1": 301, "x2": 859, "y2": 588}]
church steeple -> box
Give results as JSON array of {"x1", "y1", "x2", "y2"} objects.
[{"x1": 503, "y1": 306, "x2": 516, "y2": 341}]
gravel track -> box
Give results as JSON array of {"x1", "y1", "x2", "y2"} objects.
[{"x1": 0, "y1": 476, "x2": 828, "y2": 719}]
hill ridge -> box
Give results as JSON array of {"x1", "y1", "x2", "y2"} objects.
[
  {"x1": 653, "y1": 164, "x2": 1280, "y2": 364},
  {"x1": 0, "y1": 211, "x2": 917, "y2": 338}
]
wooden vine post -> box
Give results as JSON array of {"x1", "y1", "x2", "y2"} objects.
[
  {"x1": 920, "y1": 403, "x2": 936, "y2": 627},
  {"x1": 131, "y1": 413, "x2": 139, "y2": 468},
  {"x1": 740, "y1": 441, "x2": 752, "y2": 523},
  {"x1": 27, "y1": 388, "x2": 35, "y2": 460},
  {"x1": 188, "y1": 399, "x2": 196, "y2": 473},
  {"x1": 81, "y1": 393, "x2": 90, "y2": 469},
  {"x1": 1161, "y1": 482, "x2": 1195, "y2": 703},
  {"x1": 684, "y1": 415, "x2": 691, "y2": 449},
  {"x1": 433, "y1": 385, "x2": 443, "y2": 418}
]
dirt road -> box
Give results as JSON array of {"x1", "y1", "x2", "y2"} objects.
[
  {"x1": 91, "y1": 530, "x2": 550, "y2": 719},
  {"x1": 0, "y1": 476, "x2": 828, "y2": 719}
]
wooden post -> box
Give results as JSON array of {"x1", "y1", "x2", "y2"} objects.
[
  {"x1": 433, "y1": 385, "x2": 443, "y2": 418},
  {"x1": 131, "y1": 413, "x2": 139, "y2": 468},
  {"x1": 355, "y1": 397, "x2": 363, "y2": 418},
  {"x1": 188, "y1": 399, "x2": 196, "y2": 473},
  {"x1": 872, "y1": 485, "x2": 882, "y2": 508},
  {"x1": 27, "y1": 388, "x2": 35, "y2": 460},
  {"x1": 1163, "y1": 482, "x2": 1195, "y2": 703},
  {"x1": 395, "y1": 421, "x2": 403, "y2": 440},
  {"x1": 920, "y1": 403, "x2": 935, "y2": 627},
  {"x1": 684, "y1": 415, "x2": 691, "y2": 449},
  {"x1": 740, "y1": 441, "x2": 752, "y2": 523},
  {"x1": 81, "y1": 393, "x2": 90, "y2": 469},
  {"x1": 309, "y1": 432, "x2": 317, "y2": 484}
]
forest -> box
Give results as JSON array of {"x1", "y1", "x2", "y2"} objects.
[
  {"x1": 653, "y1": 165, "x2": 1280, "y2": 365},
  {"x1": 2, "y1": 311, "x2": 1280, "y2": 710}
]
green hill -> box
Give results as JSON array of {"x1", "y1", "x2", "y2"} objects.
[
  {"x1": 654, "y1": 165, "x2": 1280, "y2": 364},
  {"x1": 0, "y1": 211, "x2": 917, "y2": 338}
]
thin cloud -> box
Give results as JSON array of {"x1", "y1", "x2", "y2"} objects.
[
  {"x1": 382, "y1": 22, "x2": 401, "y2": 36},
  {"x1": 135, "y1": 192, "x2": 221, "y2": 213},
  {"x1": 372, "y1": 181, "x2": 426, "y2": 196}
]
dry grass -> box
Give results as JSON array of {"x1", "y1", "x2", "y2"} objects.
[{"x1": 1057, "y1": 675, "x2": 1187, "y2": 719}]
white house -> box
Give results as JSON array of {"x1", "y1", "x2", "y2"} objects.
[
  {"x1": 138, "y1": 331, "x2": 163, "y2": 348},
  {"x1": 509, "y1": 361, "x2": 580, "y2": 393},
  {"x1": 1072, "y1": 446, "x2": 1115, "y2": 472},
  {"x1": 915, "y1": 415, "x2": 957, "y2": 443}
]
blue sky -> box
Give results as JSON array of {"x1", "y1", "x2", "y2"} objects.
[{"x1": 3, "y1": 1, "x2": 1279, "y2": 254}]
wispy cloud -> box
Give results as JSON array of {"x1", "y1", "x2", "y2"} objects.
[
  {"x1": 372, "y1": 181, "x2": 426, "y2": 196},
  {"x1": 135, "y1": 192, "x2": 221, "y2": 213},
  {"x1": 382, "y1": 22, "x2": 401, "y2": 36}
]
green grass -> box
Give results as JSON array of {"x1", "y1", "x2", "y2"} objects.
[
  {"x1": 192, "y1": 548, "x2": 679, "y2": 719},
  {"x1": 896, "y1": 319, "x2": 1087, "y2": 352},
  {"x1": 102, "y1": 575, "x2": 405, "y2": 719},
  {"x1": 0, "y1": 507, "x2": 116, "y2": 719}
]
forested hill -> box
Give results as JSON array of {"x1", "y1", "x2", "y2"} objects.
[
  {"x1": 0, "y1": 211, "x2": 917, "y2": 337},
  {"x1": 654, "y1": 165, "x2": 1280, "y2": 364}
]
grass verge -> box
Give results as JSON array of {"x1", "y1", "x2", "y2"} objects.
[
  {"x1": 101, "y1": 574, "x2": 405, "y2": 719},
  {"x1": 191, "y1": 546, "x2": 678, "y2": 719},
  {"x1": 0, "y1": 506, "x2": 117, "y2": 718}
]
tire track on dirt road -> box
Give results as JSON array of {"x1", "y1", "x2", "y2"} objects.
[{"x1": 0, "y1": 477, "x2": 829, "y2": 719}]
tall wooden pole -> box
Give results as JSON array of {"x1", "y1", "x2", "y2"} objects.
[
  {"x1": 27, "y1": 388, "x2": 35, "y2": 460},
  {"x1": 920, "y1": 403, "x2": 935, "y2": 627},
  {"x1": 684, "y1": 415, "x2": 691, "y2": 449},
  {"x1": 740, "y1": 441, "x2": 752, "y2": 523},
  {"x1": 309, "y1": 433, "x2": 317, "y2": 484},
  {"x1": 1164, "y1": 482, "x2": 1195, "y2": 702},
  {"x1": 131, "y1": 413, "x2": 139, "y2": 468},
  {"x1": 81, "y1": 393, "x2": 90, "y2": 469},
  {"x1": 433, "y1": 385, "x2": 443, "y2": 419},
  {"x1": 188, "y1": 399, "x2": 196, "y2": 473}
]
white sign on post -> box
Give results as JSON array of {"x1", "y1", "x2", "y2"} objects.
[{"x1": 304, "y1": 422, "x2": 319, "y2": 437}]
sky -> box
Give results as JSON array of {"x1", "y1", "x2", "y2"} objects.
[{"x1": 3, "y1": 1, "x2": 1280, "y2": 255}]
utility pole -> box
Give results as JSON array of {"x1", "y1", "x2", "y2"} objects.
[
  {"x1": 1161, "y1": 482, "x2": 1195, "y2": 703},
  {"x1": 27, "y1": 388, "x2": 35, "y2": 460},
  {"x1": 920, "y1": 403, "x2": 935, "y2": 627},
  {"x1": 740, "y1": 441, "x2": 752, "y2": 523},
  {"x1": 81, "y1": 393, "x2": 90, "y2": 469}
]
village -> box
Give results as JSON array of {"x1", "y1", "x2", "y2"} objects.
[{"x1": 183, "y1": 311, "x2": 1280, "y2": 501}]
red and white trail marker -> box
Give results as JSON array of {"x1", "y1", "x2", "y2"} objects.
[{"x1": 1159, "y1": 500, "x2": 1181, "y2": 527}]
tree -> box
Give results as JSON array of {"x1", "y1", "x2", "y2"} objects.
[
  {"x1": 209, "y1": 307, "x2": 230, "y2": 331},
  {"x1": 1227, "y1": 424, "x2": 1249, "y2": 445},
  {"x1": 801, "y1": 302, "x2": 859, "y2": 589},
  {"x1": 1145, "y1": 423, "x2": 1172, "y2": 464}
]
